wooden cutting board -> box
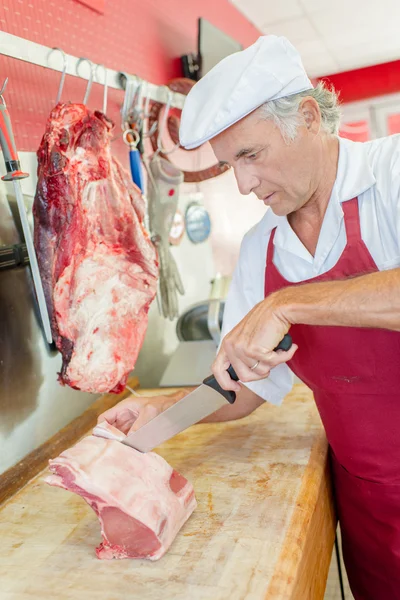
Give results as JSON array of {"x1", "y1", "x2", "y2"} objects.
[{"x1": 0, "y1": 384, "x2": 336, "y2": 600}]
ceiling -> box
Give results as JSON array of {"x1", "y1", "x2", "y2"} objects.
[{"x1": 230, "y1": 0, "x2": 400, "y2": 77}]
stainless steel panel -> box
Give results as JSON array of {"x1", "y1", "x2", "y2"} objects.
[{"x1": 0, "y1": 169, "x2": 96, "y2": 474}]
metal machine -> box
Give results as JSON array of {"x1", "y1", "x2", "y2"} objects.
[{"x1": 159, "y1": 275, "x2": 230, "y2": 387}]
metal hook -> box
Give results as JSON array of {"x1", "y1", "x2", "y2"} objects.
[
  {"x1": 119, "y1": 72, "x2": 140, "y2": 131},
  {"x1": 0, "y1": 77, "x2": 8, "y2": 97},
  {"x1": 96, "y1": 64, "x2": 108, "y2": 114},
  {"x1": 155, "y1": 87, "x2": 180, "y2": 156},
  {"x1": 76, "y1": 57, "x2": 95, "y2": 105},
  {"x1": 141, "y1": 81, "x2": 158, "y2": 139},
  {"x1": 0, "y1": 77, "x2": 8, "y2": 107},
  {"x1": 129, "y1": 76, "x2": 144, "y2": 129},
  {"x1": 48, "y1": 47, "x2": 68, "y2": 104}
]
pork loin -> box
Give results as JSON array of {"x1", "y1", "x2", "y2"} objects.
[{"x1": 45, "y1": 423, "x2": 196, "y2": 560}]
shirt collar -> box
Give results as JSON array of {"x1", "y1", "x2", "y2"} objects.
[{"x1": 262, "y1": 136, "x2": 377, "y2": 237}]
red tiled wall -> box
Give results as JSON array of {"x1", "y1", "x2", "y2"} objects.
[
  {"x1": 318, "y1": 60, "x2": 400, "y2": 104},
  {"x1": 0, "y1": 0, "x2": 260, "y2": 153}
]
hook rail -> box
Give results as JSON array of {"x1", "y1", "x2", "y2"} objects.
[{"x1": 0, "y1": 31, "x2": 186, "y2": 109}]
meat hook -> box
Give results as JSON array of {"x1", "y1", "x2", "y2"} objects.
[
  {"x1": 0, "y1": 77, "x2": 8, "y2": 106},
  {"x1": 155, "y1": 87, "x2": 180, "y2": 156},
  {"x1": 76, "y1": 57, "x2": 95, "y2": 105},
  {"x1": 96, "y1": 64, "x2": 108, "y2": 115},
  {"x1": 119, "y1": 73, "x2": 140, "y2": 130},
  {"x1": 48, "y1": 47, "x2": 68, "y2": 105},
  {"x1": 141, "y1": 81, "x2": 158, "y2": 139}
]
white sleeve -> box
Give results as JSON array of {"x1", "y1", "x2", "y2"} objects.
[
  {"x1": 219, "y1": 228, "x2": 293, "y2": 405},
  {"x1": 390, "y1": 138, "x2": 400, "y2": 252}
]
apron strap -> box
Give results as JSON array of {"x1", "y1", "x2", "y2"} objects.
[
  {"x1": 266, "y1": 228, "x2": 277, "y2": 267},
  {"x1": 342, "y1": 197, "x2": 362, "y2": 244}
]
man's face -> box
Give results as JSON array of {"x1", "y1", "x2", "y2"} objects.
[{"x1": 210, "y1": 106, "x2": 320, "y2": 217}]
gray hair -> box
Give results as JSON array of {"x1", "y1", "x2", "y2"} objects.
[{"x1": 258, "y1": 81, "x2": 341, "y2": 142}]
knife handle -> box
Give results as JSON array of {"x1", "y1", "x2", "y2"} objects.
[
  {"x1": 275, "y1": 334, "x2": 292, "y2": 352},
  {"x1": 203, "y1": 367, "x2": 237, "y2": 405},
  {"x1": 0, "y1": 103, "x2": 29, "y2": 181},
  {"x1": 203, "y1": 335, "x2": 292, "y2": 404},
  {"x1": 227, "y1": 334, "x2": 292, "y2": 378}
]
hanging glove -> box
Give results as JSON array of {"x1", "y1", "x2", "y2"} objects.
[{"x1": 145, "y1": 155, "x2": 185, "y2": 320}]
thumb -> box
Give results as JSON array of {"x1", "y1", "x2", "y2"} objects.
[{"x1": 127, "y1": 404, "x2": 159, "y2": 434}]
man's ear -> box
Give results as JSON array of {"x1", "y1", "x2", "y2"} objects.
[{"x1": 299, "y1": 97, "x2": 321, "y2": 133}]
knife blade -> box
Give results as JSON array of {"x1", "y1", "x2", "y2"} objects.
[{"x1": 122, "y1": 334, "x2": 292, "y2": 452}]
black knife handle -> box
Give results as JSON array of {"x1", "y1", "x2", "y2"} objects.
[
  {"x1": 203, "y1": 365, "x2": 238, "y2": 405},
  {"x1": 203, "y1": 335, "x2": 292, "y2": 404},
  {"x1": 275, "y1": 333, "x2": 292, "y2": 352}
]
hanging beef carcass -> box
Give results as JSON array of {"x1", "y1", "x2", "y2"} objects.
[{"x1": 33, "y1": 103, "x2": 158, "y2": 393}]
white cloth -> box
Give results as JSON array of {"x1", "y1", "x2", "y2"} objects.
[
  {"x1": 179, "y1": 35, "x2": 313, "y2": 150},
  {"x1": 220, "y1": 135, "x2": 400, "y2": 405}
]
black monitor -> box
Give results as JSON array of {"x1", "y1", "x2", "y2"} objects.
[
  {"x1": 198, "y1": 18, "x2": 243, "y2": 79},
  {"x1": 181, "y1": 18, "x2": 242, "y2": 81}
]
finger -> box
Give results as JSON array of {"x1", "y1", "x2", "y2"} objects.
[
  {"x1": 97, "y1": 405, "x2": 120, "y2": 425},
  {"x1": 260, "y1": 343, "x2": 298, "y2": 368},
  {"x1": 98, "y1": 402, "x2": 140, "y2": 436},
  {"x1": 116, "y1": 412, "x2": 139, "y2": 435},
  {"x1": 212, "y1": 350, "x2": 241, "y2": 393},
  {"x1": 127, "y1": 404, "x2": 160, "y2": 434},
  {"x1": 226, "y1": 344, "x2": 298, "y2": 383},
  {"x1": 228, "y1": 356, "x2": 270, "y2": 383},
  {"x1": 235, "y1": 342, "x2": 298, "y2": 372},
  {"x1": 247, "y1": 361, "x2": 271, "y2": 379}
]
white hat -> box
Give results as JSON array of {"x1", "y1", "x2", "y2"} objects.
[{"x1": 179, "y1": 35, "x2": 313, "y2": 150}]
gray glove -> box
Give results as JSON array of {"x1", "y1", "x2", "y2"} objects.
[{"x1": 146, "y1": 155, "x2": 185, "y2": 320}]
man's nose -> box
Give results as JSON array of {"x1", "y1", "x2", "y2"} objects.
[{"x1": 234, "y1": 167, "x2": 258, "y2": 196}]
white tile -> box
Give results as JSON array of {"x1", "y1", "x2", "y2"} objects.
[
  {"x1": 231, "y1": 0, "x2": 304, "y2": 27},
  {"x1": 293, "y1": 39, "x2": 339, "y2": 77},
  {"x1": 233, "y1": 0, "x2": 400, "y2": 76},
  {"x1": 336, "y1": 47, "x2": 400, "y2": 72},
  {"x1": 302, "y1": 0, "x2": 365, "y2": 14},
  {"x1": 261, "y1": 17, "x2": 318, "y2": 44},
  {"x1": 327, "y1": 25, "x2": 400, "y2": 71},
  {"x1": 306, "y1": 58, "x2": 340, "y2": 78},
  {"x1": 308, "y1": 0, "x2": 400, "y2": 42}
]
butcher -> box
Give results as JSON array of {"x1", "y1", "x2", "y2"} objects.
[{"x1": 99, "y1": 35, "x2": 400, "y2": 599}]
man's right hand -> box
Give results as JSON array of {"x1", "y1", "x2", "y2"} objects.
[{"x1": 97, "y1": 391, "x2": 187, "y2": 436}]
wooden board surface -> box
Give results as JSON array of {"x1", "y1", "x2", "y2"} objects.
[{"x1": 0, "y1": 384, "x2": 336, "y2": 600}]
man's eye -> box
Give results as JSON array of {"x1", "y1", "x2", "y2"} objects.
[{"x1": 247, "y1": 153, "x2": 258, "y2": 161}]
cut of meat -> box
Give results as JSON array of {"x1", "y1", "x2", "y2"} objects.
[
  {"x1": 45, "y1": 423, "x2": 196, "y2": 560},
  {"x1": 92, "y1": 420, "x2": 126, "y2": 441},
  {"x1": 33, "y1": 103, "x2": 158, "y2": 393}
]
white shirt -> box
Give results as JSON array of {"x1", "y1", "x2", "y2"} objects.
[{"x1": 220, "y1": 135, "x2": 400, "y2": 405}]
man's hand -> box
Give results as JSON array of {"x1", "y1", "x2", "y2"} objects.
[
  {"x1": 212, "y1": 291, "x2": 298, "y2": 392},
  {"x1": 212, "y1": 266, "x2": 400, "y2": 392},
  {"x1": 98, "y1": 391, "x2": 187, "y2": 435},
  {"x1": 98, "y1": 384, "x2": 265, "y2": 435}
]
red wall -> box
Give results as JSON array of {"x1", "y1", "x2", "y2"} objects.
[
  {"x1": 0, "y1": 0, "x2": 260, "y2": 152},
  {"x1": 318, "y1": 60, "x2": 400, "y2": 104},
  {"x1": 3, "y1": 0, "x2": 399, "y2": 155}
]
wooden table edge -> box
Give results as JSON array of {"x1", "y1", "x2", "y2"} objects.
[{"x1": 265, "y1": 430, "x2": 337, "y2": 599}]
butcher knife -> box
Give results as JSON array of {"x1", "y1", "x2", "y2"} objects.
[
  {"x1": 122, "y1": 333, "x2": 292, "y2": 452},
  {"x1": 0, "y1": 78, "x2": 53, "y2": 344}
]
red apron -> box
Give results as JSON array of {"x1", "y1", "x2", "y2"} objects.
[{"x1": 264, "y1": 197, "x2": 400, "y2": 599}]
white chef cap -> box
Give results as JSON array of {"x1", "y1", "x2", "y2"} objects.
[{"x1": 179, "y1": 35, "x2": 313, "y2": 150}]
